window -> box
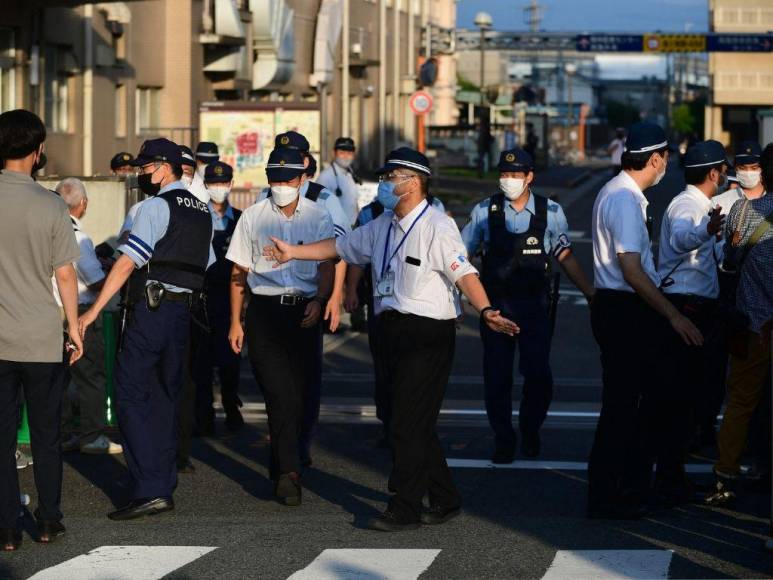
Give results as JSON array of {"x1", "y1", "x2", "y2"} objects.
[
  {"x1": 0, "y1": 28, "x2": 14, "y2": 113},
  {"x1": 44, "y1": 45, "x2": 72, "y2": 132},
  {"x1": 115, "y1": 83, "x2": 127, "y2": 137},
  {"x1": 135, "y1": 86, "x2": 160, "y2": 134}
]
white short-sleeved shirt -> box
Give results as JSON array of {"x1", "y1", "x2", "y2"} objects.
[
  {"x1": 609, "y1": 138, "x2": 625, "y2": 165},
  {"x1": 592, "y1": 171, "x2": 660, "y2": 291},
  {"x1": 72, "y1": 217, "x2": 106, "y2": 304},
  {"x1": 227, "y1": 197, "x2": 334, "y2": 297},
  {"x1": 335, "y1": 199, "x2": 478, "y2": 320},
  {"x1": 657, "y1": 185, "x2": 718, "y2": 298}
]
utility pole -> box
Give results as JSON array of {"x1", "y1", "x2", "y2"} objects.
[{"x1": 524, "y1": 1, "x2": 543, "y2": 109}]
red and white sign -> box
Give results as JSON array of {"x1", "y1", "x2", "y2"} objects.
[{"x1": 409, "y1": 91, "x2": 434, "y2": 116}]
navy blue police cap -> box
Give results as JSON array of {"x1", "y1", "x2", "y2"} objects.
[
  {"x1": 275, "y1": 131, "x2": 310, "y2": 152},
  {"x1": 375, "y1": 147, "x2": 431, "y2": 176},
  {"x1": 204, "y1": 161, "x2": 233, "y2": 183},
  {"x1": 265, "y1": 148, "x2": 306, "y2": 182},
  {"x1": 623, "y1": 122, "x2": 668, "y2": 154},
  {"x1": 497, "y1": 148, "x2": 534, "y2": 173},
  {"x1": 179, "y1": 145, "x2": 195, "y2": 167},
  {"x1": 683, "y1": 140, "x2": 730, "y2": 169},
  {"x1": 195, "y1": 141, "x2": 219, "y2": 161},
  {"x1": 735, "y1": 141, "x2": 762, "y2": 166},
  {"x1": 110, "y1": 151, "x2": 134, "y2": 170},
  {"x1": 334, "y1": 137, "x2": 356, "y2": 151},
  {"x1": 131, "y1": 138, "x2": 183, "y2": 167}
]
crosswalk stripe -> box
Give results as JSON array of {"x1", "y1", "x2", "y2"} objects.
[
  {"x1": 27, "y1": 546, "x2": 217, "y2": 580},
  {"x1": 288, "y1": 549, "x2": 441, "y2": 580},
  {"x1": 542, "y1": 549, "x2": 673, "y2": 579},
  {"x1": 447, "y1": 458, "x2": 715, "y2": 473}
]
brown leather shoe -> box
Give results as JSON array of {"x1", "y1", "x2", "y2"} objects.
[
  {"x1": 275, "y1": 472, "x2": 302, "y2": 507},
  {"x1": 0, "y1": 528, "x2": 21, "y2": 551}
]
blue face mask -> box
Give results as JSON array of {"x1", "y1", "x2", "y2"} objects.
[{"x1": 376, "y1": 180, "x2": 406, "y2": 210}]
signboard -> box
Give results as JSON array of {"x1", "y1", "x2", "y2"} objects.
[
  {"x1": 199, "y1": 104, "x2": 320, "y2": 190},
  {"x1": 707, "y1": 34, "x2": 773, "y2": 52},
  {"x1": 576, "y1": 34, "x2": 642, "y2": 53},
  {"x1": 574, "y1": 33, "x2": 773, "y2": 53},
  {"x1": 643, "y1": 34, "x2": 706, "y2": 53},
  {"x1": 409, "y1": 91, "x2": 434, "y2": 116}
]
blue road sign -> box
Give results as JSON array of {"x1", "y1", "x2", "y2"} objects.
[
  {"x1": 576, "y1": 34, "x2": 643, "y2": 52},
  {"x1": 706, "y1": 34, "x2": 773, "y2": 52}
]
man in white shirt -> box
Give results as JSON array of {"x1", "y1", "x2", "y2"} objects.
[
  {"x1": 317, "y1": 137, "x2": 361, "y2": 226},
  {"x1": 56, "y1": 178, "x2": 123, "y2": 455},
  {"x1": 263, "y1": 147, "x2": 519, "y2": 532},
  {"x1": 589, "y1": 122, "x2": 703, "y2": 520},
  {"x1": 607, "y1": 128, "x2": 626, "y2": 174},
  {"x1": 656, "y1": 141, "x2": 728, "y2": 503}
]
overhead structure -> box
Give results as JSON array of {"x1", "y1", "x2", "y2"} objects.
[{"x1": 250, "y1": 0, "x2": 296, "y2": 90}]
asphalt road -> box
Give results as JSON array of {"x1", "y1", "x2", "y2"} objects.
[{"x1": 6, "y1": 161, "x2": 772, "y2": 579}]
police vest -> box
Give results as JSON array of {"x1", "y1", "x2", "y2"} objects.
[
  {"x1": 129, "y1": 188, "x2": 213, "y2": 302},
  {"x1": 206, "y1": 206, "x2": 242, "y2": 288},
  {"x1": 267, "y1": 181, "x2": 323, "y2": 202},
  {"x1": 481, "y1": 192, "x2": 551, "y2": 298}
]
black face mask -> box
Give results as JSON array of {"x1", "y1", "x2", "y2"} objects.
[
  {"x1": 32, "y1": 152, "x2": 47, "y2": 175},
  {"x1": 137, "y1": 172, "x2": 161, "y2": 196}
]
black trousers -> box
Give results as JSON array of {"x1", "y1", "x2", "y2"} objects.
[
  {"x1": 367, "y1": 296, "x2": 391, "y2": 429},
  {"x1": 588, "y1": 290, "x2": 660, "y2": 506},
  {"x1": 245, "y1": 296, "x2": 319, "y2": 477},
  {"x1": 382, "y1": 312, "x2": 460, "y2": 523},
  {"x1": 0, "y1": 360, "x2": 63, "y2": 529}
]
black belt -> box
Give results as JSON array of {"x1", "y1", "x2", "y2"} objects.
[
  {"x1": 165, "y1": 291, "x2": 195, "y2": 303},
  {"x1": 380, "y1": 310, "x2": 410, "y2": 321},
  {"x1": 253, "y1": 294, "x2": 311, "y2": 307}
]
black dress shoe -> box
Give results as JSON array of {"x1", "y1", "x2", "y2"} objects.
[
  {"x1": 35, "y1": 520, "x2": 65, "y2": 543},
  {"x1": 420, "y1": 505, "x2": 461, "y2": 526},
  {"x1": 367, "y1": 510, "x2": 420, "y2": 532},
  {"x1": 177, "y1": 459, "x2": 196, "y2": 474},
  {"x1": 108, "y1": 497, "x2": 175, "y2": 521},
  {"x1": 491, "y1": 446, "x2": 516, "y2": 464},
  {"x1": 224, "y1": 407, "x2": 244, "y2": 431},
  {"x1": 275, "y1": 473, "x2": 302, "y2": 507},
  {"x1": 586, "y1": 501, "x2": 648, "y2": 520},
  {"x1": 520, "y1": 432, "x2": 541, "y2": 458},
  {"x1": 0, "y1": 528, "x2": 21, "y2": 551}
]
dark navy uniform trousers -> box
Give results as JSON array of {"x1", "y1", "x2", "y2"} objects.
[
  {"x1": 114, "y1": 299, "x2": 190, "y2": 499},
  {"x1": 481, "y1": 295, "x2": 553, "y2": 450}
]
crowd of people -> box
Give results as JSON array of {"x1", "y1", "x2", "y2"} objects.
[{"x1": 0, "y1": 107, "x2": 770, "y2": 550}]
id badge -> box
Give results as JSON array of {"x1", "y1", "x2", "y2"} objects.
[{"x1": 376, "y1": 270, "x2": 395, "y2": 297}]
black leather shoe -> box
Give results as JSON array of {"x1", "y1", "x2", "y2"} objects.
[
  {"x1": 35, "y1": 520, "x2": 65, "y2": 543},
  {"x1": 177, "y1": 459, "x2": 196, "y2": 474},
  {"x1": 491, "y1": 446, "x2": 515, "y2": 464},
  {"x1": 367, "y1": 510, "x2": 421, "y2": 532},
  {"x1": 108, "y1": 497, "x2": 175, "y2": 521},
  {"x1": 521, "y1": 432, "x2": 541, "y2": 458},
  {"x1": 420, "y1": 505, "x2": 461, "y2": 526},
  {"x1": 586, "y1": 502, "x2": 648, "y2": 520},
  {"x1": 224, "y1": 407, "x2": 244, "y2": 431},
  {"x1": 0, "y1": 528, "x2": 21, "y2": 551},
  {"x1": 275, "y1": 473, "x2": 302, "y2": 507}
]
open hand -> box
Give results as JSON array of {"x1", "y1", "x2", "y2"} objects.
[
  {"x1": 707, "y1": 207, "x2": 725, "y2": 239},
  {"x1": 77, "y1": 309, "x2": 98, "y2": 341},
  {"x1": 325, "y1": 299, "x2": 341, "y2": 332},
  {"x1": 229, "y1": 322, "x2": 245, "y2": 354},
  {"x1": 262, "y1": 236, "x2": 293, "y2": 267},
  {"x1": 483, "y1": 309, "x2": 520, "y2": 336},
  {"x1": 301, "y1": 300, "x2": 322, "y2": 328},
  {"x1": 671, "y1": 314, "x2": 703, "y2": 346}
]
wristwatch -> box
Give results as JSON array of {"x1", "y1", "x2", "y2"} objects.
[{"x1": 479, "y1": 306, "x2": 494, "y2": 320}]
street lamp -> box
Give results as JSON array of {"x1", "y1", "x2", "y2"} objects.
[
  {"x1": 474, "y1": 11, "x2": 492, "y2": 178},
  {"x1": 565, "y1": 62, "x2": 577, "y2": 127}
]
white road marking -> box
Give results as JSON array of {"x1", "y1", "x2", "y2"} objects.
[
  {"x1": 27, "y1": 546, "x2": 217, "y2": 580},
  {"x1": 323, "y1": 331, "x2": 361, "y2": 354},
  {"x1": 288, "y1": 549, "x2": 441, "y2": 580},
  {"x1": 447, "y1": 459, "x2": 715, "y2": 473},
  {"x1": 568, "y1": 230, "x2": 587, "y2": 239},
  {"x1": 542, "y1": 549, "x2": 673, "y2": 579}
]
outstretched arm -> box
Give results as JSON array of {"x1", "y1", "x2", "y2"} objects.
[
  {"x1": 263, "y1": 236, "x2": 338, "y2": 264},
  {"x1": 456, "y1": 273, "x2": 520, "y2": 336}
]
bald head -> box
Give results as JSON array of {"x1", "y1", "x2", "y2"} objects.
[{"x1": 56, "y1": 177, "x2": 88, "y2": 217}]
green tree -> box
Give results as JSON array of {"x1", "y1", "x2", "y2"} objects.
[{"x1": 672, "y1": 103, "x2": 696, "y2": 135}]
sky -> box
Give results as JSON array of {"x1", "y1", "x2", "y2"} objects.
[{"x1": 456, "y1": 0, "x2": 710, "y2": 79}]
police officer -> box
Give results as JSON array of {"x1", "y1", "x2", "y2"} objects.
[
  {"x1": 193, "y1": 161, "x2": 244, "y2": 434},
  {"x1": 179, "y1": 146, "x2": 196, "y2": 190},
  {"x1": 462, "y1": 147, "x2": 594, "y2": 463},
  {"x1": 588, "y1": 122, "x2": 703, "y2": 520},
  {"x1": 655, "y1": 140, "x2": 729, "y2": 503},
  {"x1": 317, "y1": 137, "x2": 362, "y2": 226},
  {"x1": 227, "y1": 148, "x2": 335, "y2": 506},
  {"x1": 79, "y1": 138, "x2": 214, "y2": 520},
  {"x1": 111, "y1": 152, "x2": 135, "y2": 176},
  {"x1": 264, "y1": 147, "x2": 519, "y2": 531},
  {"x1": 715, "y1": 141, "x2": 766, "y2": 210},
  {"x1": 191, "y1": 142, "x2": 219, "y2": 203}
]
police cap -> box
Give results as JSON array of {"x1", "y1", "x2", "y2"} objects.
[
  {"x1": 623, "y1": 122, "x2": 668, "y2": 154},
  {"x1": 179, "y1": 145, "x2": 195, "y2": 167},
  {"x1": 195, "y1": 141, "x2": 219, "y2": 161},
  {"x1": 497, "y1": 147, "x2": 534, "y2": 173},
  {"x1": 204, "y1": 161, "x2": 233, "y2": 183},
  {"x1": 683, "y1": 140, "x2": 730, "y2": 169},
  {"x1": 131, "y1": 138, "x2": 183, "y2": 167},
  {"x1": 375, "y1": 147, "x2": 431, "y2": 176},
  {"x1": 334, "y1": 137, "x2": 356, "y2": 151},
  {"x1": 110, "y1": 152, "x2": 134, "y2": 170},
  {"x1": 275, "y1": 131, "x2": 310, "y2": 153},
  {"x1": 265, "y1": 148, "x2": 306, "y2": 182},
  {"x1": 735, "y1": 141, "x2": 762, "y2": 166}
]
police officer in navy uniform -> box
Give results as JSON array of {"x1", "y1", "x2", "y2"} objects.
[
  {"x1": 79, "y1": 138, "x2": 214, "y2": 520},
  {"x1": 193, "y1": 161, "x2": 244, "y2": 434},
  {"x1": 110, "y1": 152, "x2": 135, "y2": 176},
  {"x1": 462, "y1": 148, "x2": 594, "y2": 463}
]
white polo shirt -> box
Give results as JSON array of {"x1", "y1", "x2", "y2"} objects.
[
  {"x1": 335, "y1": 199, "x2": 477, "y2": 320},
  {"x1": 72, "y1": 217, "x2": 106, "y2": 305},
  {"x1": 657, "y1": 185, "x2": 718, "y2": 298},
  {"x1": 226, "y1": 196, "x2": 334, "y2": 297},
  {"x1": 592, "y1": 170, "x2": 660, "y2": 291}
]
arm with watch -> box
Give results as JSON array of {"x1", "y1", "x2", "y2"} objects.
[{"x1": 455, "y1": 273, "x2": 520, "y2": 337}]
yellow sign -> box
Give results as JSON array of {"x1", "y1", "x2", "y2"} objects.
[{"x1": 643, "y1": 34, "x2": 706, "y2": 53}]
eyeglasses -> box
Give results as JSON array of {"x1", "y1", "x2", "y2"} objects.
[
  {"x1": 138, "y1": 162, "x2": 161, "y2": 175},
  {"x1": 378, "y1": 173, "x2": 414, "y2": 184}
]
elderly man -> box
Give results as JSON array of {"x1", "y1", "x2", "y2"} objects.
[{"x1": 55, "y1": 178, "x2": 123, "y2": 456}]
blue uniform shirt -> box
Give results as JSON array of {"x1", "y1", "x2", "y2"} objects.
[
  {"x1": 209, "y1": 201, "x2": 235, "y2": 232},
  {"x1": 257, "y1": 181, "x2": 350, "y2": 238},
  {"x1": 357, "y1": 196, "x2": 445, "y2": 227},
  {"x1": 119, "y1": 180, "x2": 216, "y2": 292},
  {"x1": 461, "y1": 191, "x2": 572, "y2": 259}
]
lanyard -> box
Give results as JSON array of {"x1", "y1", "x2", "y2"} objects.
[{"x1": 380, "y1": 202, "x2": 430, "y2": 277}]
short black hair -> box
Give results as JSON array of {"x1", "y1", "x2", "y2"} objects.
[
  {"x1": 760, "y1": 143, "x2": 773, "y2": 191},
  {"x1": 170, "y1": 163, "x2": 183, "y2": 179},
  {"x1": 0, "y1": 109, "x2": 46, "y2": 160},
  {"x1": 620, "y1": 146, "x2": 668, "y2": 171},
  {"x1": 684, "y1": 164, "x2": 720, "y2": 186}
]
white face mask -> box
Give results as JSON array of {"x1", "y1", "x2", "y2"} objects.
[
  {"x1": 736, "y1": 169, "x2": 761, "y2": 190},
  {"x1": 652, "y1": 158, "x2": 667, "y2": 187},
  {"x1": 499, "y1": 177, "x2": 526, "y2": 200},
  {"x1": 335, "y1": 156, "x2": 353, "y2": 169},
  {"x1": 180, "y1": 174, "x2": 193, "y2": 188},
  {"x1": 270, "y1": 184, "x2": 299, "y2": 207},
  {"x1": 208, "y1": 185, "x2": 230, "y2": 203}
]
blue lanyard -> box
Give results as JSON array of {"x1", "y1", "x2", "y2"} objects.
[{"x1": 380, "y1": 203, "x2": 430, "y2": 277}]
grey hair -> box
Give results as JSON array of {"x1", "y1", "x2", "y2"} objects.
[{"x1": 56, "y1": 177, "x2": 87, "y2": 208}]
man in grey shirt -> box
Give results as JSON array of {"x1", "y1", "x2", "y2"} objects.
[{"x1": 0, "y1": 110, "x2": 82, "y2": 551}]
